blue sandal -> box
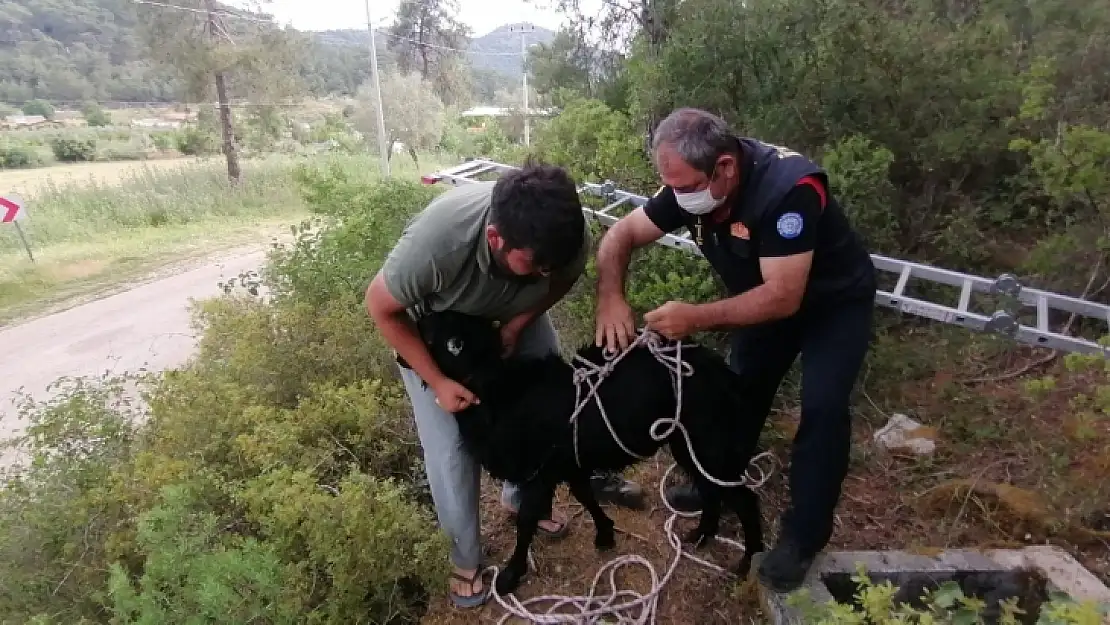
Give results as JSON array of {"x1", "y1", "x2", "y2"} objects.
[{"x1": 449, "y1": 569, "x2": 491, "y2": 608}]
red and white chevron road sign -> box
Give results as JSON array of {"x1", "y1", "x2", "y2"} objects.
[{"x1": 1, "y1": 194, "x2": 25, "y2": 223}]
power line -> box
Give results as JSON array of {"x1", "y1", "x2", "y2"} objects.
[
  {"x1": 131, "y1": 0, "x2": 274, "y2": 24},
  {"x1": 133, "y1": 0, "x2": 533, "y2": 57},
  {"x1": 379, "y1": 30, "x2": 521, "y2": 56},
  {"x1": 4, "y1": 99, "x2": 334, "y2": 107}
]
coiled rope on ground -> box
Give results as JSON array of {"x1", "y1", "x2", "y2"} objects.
[{"x1": 484, "y1": 328, "x2": 778, "y2": 624}]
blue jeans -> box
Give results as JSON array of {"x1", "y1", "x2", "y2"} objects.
[{"x1": 397, "y1": 312, "x2": 561, "y2": 570}]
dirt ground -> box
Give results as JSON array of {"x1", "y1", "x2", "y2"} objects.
[{"x1": 418, "y1": 343, "x2": 1110, "y2": 624}]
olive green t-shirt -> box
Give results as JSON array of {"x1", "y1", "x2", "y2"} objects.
[{"x1": 381, "y1": 181, "x2": 590, "y2": 323}]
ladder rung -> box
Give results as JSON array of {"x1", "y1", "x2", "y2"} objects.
[
  {"x1": 598, "y1": 197, "x2": 630, "y2": 214},
  {"x1": 1037, "y1": 295, "x2": 1049, "y2": 332},
  {"x1": 958, "y1": 279, "x2": 972, "y2": 314},
  {"x1": 893, "y1": 264, "x2": 912, "y2": 298}
]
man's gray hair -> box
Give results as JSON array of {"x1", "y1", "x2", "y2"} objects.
[{"x1": 651, "y1": 108, "x2": 738, "y2": 175}]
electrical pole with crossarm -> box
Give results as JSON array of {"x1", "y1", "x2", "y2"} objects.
[
  {"x1": 509, "y1": 23, "x2": 535, "y2": 146},
  {"x1": 365, "y1": 0, "x2": 391, "y2": 177}
]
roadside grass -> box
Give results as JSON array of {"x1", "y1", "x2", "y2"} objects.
[
  {"x1": 0, "y1": 152, "x2": 453, "y2": 325},
  {"x1": 0, "y1": 157, "x2": 211, "y2": 199}
]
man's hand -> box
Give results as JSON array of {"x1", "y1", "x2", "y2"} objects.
[
  {"x1": 430, "y1": 377, "x2": 480, "y2": 413},
  {"x1": 596, "y1": 295, "x2": 636, "y2": 353},
  {"x1": 644, "y1": 301, "x2": 702, "y2": 340},
  {"x1": 500, "y1": 313, "x2": 531, "y2": 357}
]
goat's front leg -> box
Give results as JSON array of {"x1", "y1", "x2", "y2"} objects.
[
  {"x1": 567, "y1": 471, "x2": 615, "y2": 550},
  {"x1": 496, "y1": 482, "x2": 553, "y2": 595},
  {"x1": 685, "y1": 481, "x2": 722, "y2": 548}
]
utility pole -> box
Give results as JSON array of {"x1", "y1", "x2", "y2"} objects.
[
  {"x1": 509, "y1": 23, "x2": 535, "y2": 146},
  {"x1": 365, "y1": 0, "x2": 390, "y2": 177},
  {"x1": 204, "y1": 0, "x2": 241, "y2": 183}
]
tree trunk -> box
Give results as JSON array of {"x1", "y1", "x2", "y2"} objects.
[
  {"x1": 214, "y1": 70, "x2": 241, "y2": 183},
  {"x1": 205, "y1": 0, "x2": 240, "y2": 183},
  {"x1": 640, "y1": 0, "x2": 670, "y2": 155}
]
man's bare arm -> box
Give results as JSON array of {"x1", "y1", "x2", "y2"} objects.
[
  {"x1": 691, "y1": 251, "x2": 813, "y2": 330},
  {"x1": 365, "y1": 272, "x2": 447, "y2": 388},
  {"x1": 595, "y1": 207, "x2": 667, "y2": 301}
]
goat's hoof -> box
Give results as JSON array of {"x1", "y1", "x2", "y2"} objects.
[
  {"x1": 594, "y1": 528, "x2": 616, "y2": 551},
  {"x1": 684, "y1": 527, "x2": 715, "y2": 548},
  {"x1": 734, "y1": 554, "x2": 754, "y2": 578},
  {"x1": 495, "y1": 566, "x2": 525, "y2": 595}
]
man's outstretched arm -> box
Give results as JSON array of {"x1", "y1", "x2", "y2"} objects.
[{"x1": 595, "y1": 207, "x2": 670, "y2": 350}]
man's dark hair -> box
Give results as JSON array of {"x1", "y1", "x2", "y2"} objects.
[
  {"x1": 490, "y1": 156, "x2": 585, "y2": 272},
  {"x1": 651, "y1": 108, "x2": 740, "y2": 176}
]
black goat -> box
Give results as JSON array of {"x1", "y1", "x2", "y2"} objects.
[{"x1": 412, "y1": 310, "x2": 766, "y2": 595}]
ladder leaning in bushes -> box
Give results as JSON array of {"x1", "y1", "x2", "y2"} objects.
[{"x1": 421, "y1": 158, "x2": 1110, "y2": 359}]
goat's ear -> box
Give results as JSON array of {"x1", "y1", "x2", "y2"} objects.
[{"x1": 447, "y1": 336, "x2": 464, "y2": 356}]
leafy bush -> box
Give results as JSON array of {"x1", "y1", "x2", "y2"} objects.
[
  {"x1": 176, "y1": 126, "x2": 219, "y2": 156},
  {"x1": 265, "y1": 164, "x2": 443, "y2": 307},
  {"x1": 0, "y1": 165, "x2": 457, "y2": 623},
  {"x1": 820, "y1": 135, "x2": 900, "y2": 256},
  {"x1": 533, "y1": 96, "x2": 655, "y2": 192},
  {"x1": 149, "y1": 131, "x2": 176, "y2": 151},
  {"x1": 786, "y1": 563, "x2": 1109, "y2": 624},
  {"x1": 81, "y1": 102, "x2": 111, "y2": 127},
  {"x1": 0, "y1": 142, "x2": 49, "y2": 168},
  {"x1": 49, "y1": 136, "x2": 97, "y2": 162},
  {"x1": 21, "y1": 99, "x2": 54, "y2": 118}
]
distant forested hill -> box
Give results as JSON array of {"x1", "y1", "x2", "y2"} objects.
[
  {"x1": 0, "y1": 0, "x2": 391, "y2": 104},
  {"x1": 0, "y1": 0, "x2": 553, "y2": 105},
  {"x1": 468, "y1": 23, "x2": 555, "y2": 77}
]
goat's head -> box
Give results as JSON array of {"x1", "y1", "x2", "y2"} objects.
[{"x1": 416, "y1": 310, "x2": 504, "y2": 387}]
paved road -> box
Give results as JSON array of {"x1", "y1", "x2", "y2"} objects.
[{"x1": 0, "y1": 247, "x2": 270, "y2": 464}]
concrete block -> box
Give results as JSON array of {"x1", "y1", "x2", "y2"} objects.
[{"x1": 756, "y1": 547, "x2": 1110, "y2": 624}]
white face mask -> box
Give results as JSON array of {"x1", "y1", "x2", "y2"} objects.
[{"x1": 674, "y1": 187, "x2": 724, "y2": 215}]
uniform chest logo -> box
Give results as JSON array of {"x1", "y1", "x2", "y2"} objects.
[
  {"x1": 730, "y1": 222, "x2": 750, "y2": 240},
  {"x1": 776, "y1": 212, "x2": 804, "y2": 239}
]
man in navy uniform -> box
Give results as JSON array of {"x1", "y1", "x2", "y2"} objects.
[{"x1": 593, "y1": 107, "x2": 877, "y2": 592}]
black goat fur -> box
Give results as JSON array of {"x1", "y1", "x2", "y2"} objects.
[{"x1": 413, "y1": 310, "x2": 767, "y2": 595}]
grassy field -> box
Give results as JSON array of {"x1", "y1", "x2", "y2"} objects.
[
  {"x1": 0, "y1": 157, "x2": 215, "y2": 198},
  {"x1": 0, "y1": 152, "x2": 453, "y2": 325}
]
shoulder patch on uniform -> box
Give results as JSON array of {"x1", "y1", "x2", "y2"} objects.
[{"x1": 776, "y1": 212, "x2": 804, "y2": 239}]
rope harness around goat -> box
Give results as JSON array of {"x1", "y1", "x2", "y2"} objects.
[{"x1": 484, "y1": 328, "x2": 778, "y2": 624}]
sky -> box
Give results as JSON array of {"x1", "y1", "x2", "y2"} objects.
[{"x1": 256, "y1": 0, "x2": 575, "y2": 37}]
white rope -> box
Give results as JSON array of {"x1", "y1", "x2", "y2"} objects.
[{"x1": 481, "y1": 328, "x2": 778, "y2": 624}]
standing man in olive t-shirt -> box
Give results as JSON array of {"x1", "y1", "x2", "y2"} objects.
[{"x1": 364, "y1": 161, "x2": 646, "y2": 608}]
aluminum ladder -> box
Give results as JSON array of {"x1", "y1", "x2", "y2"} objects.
[{"x1": 421, "y1": 158, "x2": 1110, "y2": 358}]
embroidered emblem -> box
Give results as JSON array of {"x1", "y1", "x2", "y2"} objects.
[
  {"x1": 730, "y1": 222, "x2": 750, "y2": 240},
  {"x1": 776, "y1": 212, "x2": 804, "y2": 239}
]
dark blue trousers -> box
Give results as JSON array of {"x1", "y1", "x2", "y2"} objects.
[{"x1": 728, "y1": 294, "x2": 875, "y2": 554}]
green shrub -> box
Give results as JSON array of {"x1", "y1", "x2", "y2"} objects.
[
  {"x1": 176, "y1": 126, "x2": 219, "y2": 155},
  {"x1": 81, "y1": 102, "x2": 111, "y2": 127},
  {"x1": 264, "y1": 165, "x2": 443, "y2": 307},
  {"x1": 0, "y1": 374, "x2": 145, "y2": 622},
  {"x1": 21, "y1": 99, "x2": 54, "y2": 118},
  {"x1": 0, "y1": 142, "x2": 49, "y2": 168},
  {"x1": 0, "y1": 239, "x2": 448, "y2": 623},
  {"x1": 106, "y1": 482, "x2": 295, "y2": 624},
  {"x1": 237, "y1": 468, "x2": 449, "y2": 622},
  {"x1": 533, "y1": 96, "x2": 655, "y2": 192},
  {"x1": 149, "y1": 131, "x2": 176, "y2": 151},
  {"x1": 786, "y1": 563, "x2": 1110, "y2": 624},
  {"x1": 49, "y1": 136, "x2": 97, "y2": 162}
]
